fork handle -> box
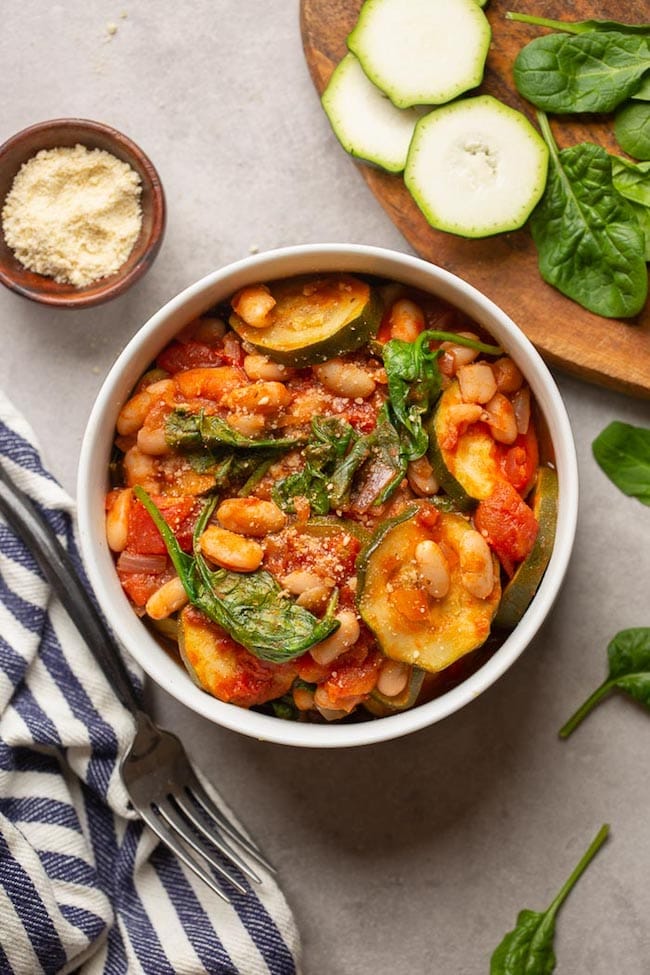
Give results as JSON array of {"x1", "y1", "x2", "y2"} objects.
[{"x1": 0, "y1": 462, "x2": 140, "y2": 715}]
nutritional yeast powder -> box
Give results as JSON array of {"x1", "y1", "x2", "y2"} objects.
[{"x1": 1, "y1": 143, "x2": 143, "y2": 288}]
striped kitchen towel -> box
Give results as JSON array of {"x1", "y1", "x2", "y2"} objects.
[{"x1": 0, "y1": 390, "x2": 301, "y2": 975}]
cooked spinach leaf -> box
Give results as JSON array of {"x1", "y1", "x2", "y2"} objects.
[
  {"x1": 529, "y1": 114, "x2": 648, "y2": 319},
  {"x1": 340, "y1": 406, "x2": 405, "y2": 511},
  {"x1": 490, "y1": 825, "x2": 609, "y2": 975},
  {"x1": 633, "y1": 76, "x2": 650, "y2": 101},
  {"x1": 165, "y1": 408, "x2": 303, "y2": 452},
  {"x1": 615, "y1": 101, "x2": 650, "y2": 161},
  {"x1": 506, "y1": 12, "x2": 650, "y2": 36},
  {"x1": 133, "y1": 486, "x2": 338, "y2": 662},
  {"x1": 382, "y1": 328, "x2": 501, "y2": 463},
  {"x1": 273, "y1": 416, "x2": 355, "y2": 515},
  {"x1": 513, "y1": 31, "x2": 650, "y2": 113},
  {"x1": 560, "y1": 629, "x2": 650, "y2": 738},
  {"x1": 592, "y1": 420, "x2": 650, "y2": 505}
]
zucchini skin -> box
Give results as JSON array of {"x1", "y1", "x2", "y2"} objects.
[
  {"x1": 230, "y1": 274, "x2": 383, "y2": 366},
  {"x1": 494, "y1": 467, "x2": 558, "y2": 629}
]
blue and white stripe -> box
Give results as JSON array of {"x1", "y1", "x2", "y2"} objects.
[{"x1": 0, "y1": 391, "x2": 301, "y2": 975}]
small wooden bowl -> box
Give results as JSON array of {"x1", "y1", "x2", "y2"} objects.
[{"x1": 0, "y1": 118, "x2": 166, "y2": 308}]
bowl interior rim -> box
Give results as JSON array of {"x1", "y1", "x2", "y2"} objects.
[{"x1": 77, "y1": 243, "x2": 578, "y2": 748}]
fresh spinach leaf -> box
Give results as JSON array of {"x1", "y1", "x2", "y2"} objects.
[
  {"x1": 490, "y1": 825, "x2": 609, "y2": 975},
  {"x1": 592, "y1": 420, "x2": 650, "y2": 505},
  {"x1": 615, "y1": 101, "x2": 650, "y2": 161},
  {"x1": 513, "y1": 31, "x2": 650, "y2": 113},
  {"x1": 560, "y1": 629, "x2": 650, "y2": 738},
  {"x1": 133, "y1": 486, "x2": 339, "y2": 662},
  {"x1": 529, "y1": 114, "x2": 648, "y2": 319},
  {"x1": 506, "y1": 12, "x2": 650, "y2": 36},
  {"x1": 342, "y1": 406, "x2": 406, "y2": 511},
  {"x1": 165, "y1": 408, "x2": 303, "y2": 452},
  {"x1": 632, "y1": 76, "x2": 650, "y2": 101},
  {"x1": 610, "y1": 156, "x2": 650, "y2": 208}
]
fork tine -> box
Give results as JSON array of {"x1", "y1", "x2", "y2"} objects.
[
  {"x1": 172, "y1": 790, "x2": 262, "y2": 886},
  {"x1": 186, "y1": 773, "x2": 276, "y2": 874},
  {"x1": 156, "y1": 799, "x2": 248, "y2": 895},
  {"x1": 138, "y1": 803, "x2": 231, "y2": 904}
]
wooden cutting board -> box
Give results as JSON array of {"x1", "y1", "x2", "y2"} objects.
[{"x1": 300, "y1": 0, "x2": 650, "y2": 399}]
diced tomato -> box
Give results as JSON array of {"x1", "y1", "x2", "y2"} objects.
[
  {"x1": 156, "y1": 340, "x2": 224, "y2": 374},
  {"x1": 321, "y1": 643, "x2": 382, "y2": 707},
  {"x1": 499, "y1": 425, "x2": 539, "y2": 494},
  {"x1": 475, "y1": 480, "x2": 538, "y2": 571},
  {"x1": 126, "y1": 495, "x2": 199, "y2": 555},
  {"x1": 294, "y1": 652, "x2": 331, "y2": 684},
  {"x1": 118, "y1": 570, "x2": 165, "y2": 607}
]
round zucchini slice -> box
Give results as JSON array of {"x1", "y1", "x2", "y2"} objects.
[
  {"x1": 322, "y1": 53, "x2": 421, "y2": 173},
  {"x1": 404, "y1": 95, "x2": 549, "y2": 237},
  {"x1": 427, "y1": 379, "x2": 502, "y2": 508},
  {"x1": 229, "y1": 273, "x2": 382, "y2": 366},
  {"x1": 347, "y1": 0, "x2": 491, "y2": 109},
  {"x1": 357, "y1": 505, "x2": 501, "y2": 673},
  {"x1": 494, "y1": 467, "x2": 558, "y2": 629}
]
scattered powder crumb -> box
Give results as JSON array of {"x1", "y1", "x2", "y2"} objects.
[
  {"x1": 249, "y1": 244, "x2": 259, "y2": 254},
  {"x1": 1, "y1": 144, "x2": 142, "y2": 288},
  {"x1": 92, "y1": 366, "x2": 100, "y2": 375},
  {"x1": 106, "y1": 21, "x2": 118, "y2": 38}
]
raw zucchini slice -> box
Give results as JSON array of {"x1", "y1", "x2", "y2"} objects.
[
  {"x1": 357, "y1": 505, "x2": 500, "y2": 674},
  {"x1": 229, "y1": 274, "x2": 382, "y2": 366},
  {"x1": 494, "y1": 467, "x2": 558, "y2": 629},
  {"x1": 405, "y1": 95, "x2": 549, "y2": 238},
  {"x1": 347, "y1": 0, "x2": 491, "y2": 109},
  {"x1": 322, "y1": 54, "x2": 420, "y2": 173},
  {"x1": 427, "y1": 380, "x2": 501, "y2": 507}
]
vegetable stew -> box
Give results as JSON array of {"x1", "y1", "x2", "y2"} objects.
[{"x1": 106, "y1": 273, "x2": 557, "y2": 722}]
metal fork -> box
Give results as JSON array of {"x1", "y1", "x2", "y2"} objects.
[{"x1": 0, "y1": 461, "x2": 273, "y2": 903}]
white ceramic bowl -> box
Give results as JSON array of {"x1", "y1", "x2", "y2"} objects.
[{"x1": 77, "y1": 244, "x2": 578, "y2": 748}]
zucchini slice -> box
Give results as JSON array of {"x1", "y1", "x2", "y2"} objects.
[
  {"x1": 357, "y1": 505, "x2": 501, "y2": 673},
  {"x1": 229, "y1": 274, "x2": 382, "y2": 366},
  {"x1": 347, "y1": 0, "x2": 491, "y2": 109},
  {"x1": 322, "y1": 54, "x2": 421, "y2": 173},
  {"x1": 363, "y1": 666, "x2": 425, "y2": 716},
  {"x1": 404, "y1": 95, "x2": 549, "y2": 238},
  {"x1": 494, "y1": 467, "x2": 558, "y2": 629},
  {"x1": 178, "y1": 606, "x2": 295, "y2": 708},
  {"x1": 427, "y1": 380, "x2": 501, "y2": 507}
]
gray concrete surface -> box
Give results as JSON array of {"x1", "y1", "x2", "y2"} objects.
[{"x1": 2, "y1": 3, "x2": 650, "y2": 972}]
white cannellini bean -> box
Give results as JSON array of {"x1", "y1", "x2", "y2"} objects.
[
  {"x1": 415, "y1": 539, "x2": 450, "y2": 599},
  {"x1": 226, "y1": 412, "x2": 267, "y2": 437},
  {"x1": 491, "y1": 357, "x2": 524, "y2": 393},
  {"x1": 387, "y1": 298, "x2": 425, "y2": 342},
  {"x1": 117, "y1": 389, "x2": 153, "y2": 436},
  {"x1": 106, "y1": 488, "x2": 132, "y2": 552},
  {"x1": 310, "y1": 609, "x2": 360, "y2": 666},
  {"x1": 122, "y1": 446, "x2": 159, "y2": 492},
  {"x1": 457, "y1": 362, "x2": 497, "y2": 405},
  {"x1": 459, "y1": 531, "x2": 494, "y2": 599},
  {"x1": 225, "y1": 381, "x2": 292, "y2": 414},
  {"x1": 376, "y1": 659, "x2": 411, "y2": 698},
  {"x1": 217, "y1": 497, "x2": 287, "y2": 537},
  {"x1": 281, "y1": 570, "x2": 325, "y2": 594},
  {"x1": 243, "y1": 354, "x2": 295, "y2": 382},
  {"x1": 483, "y1": 393, "x2": 518, "y2": 445},
  {"x1": 231, "y1": 284, "x2": 276, "y2": 327},
  {"x1": 145, "y1": 577, "x2": 189, "y2": 620},
  {"x1": 314, "y1": 359, "x2": 376, "y2": 399},
  {"x1": 136, "y1": 423, "x2": 172, "y2": 456},
  {"x1": 199, "y1": 525, "x2": 263, "y2": 572},
  {"x1": 440, "y1": 332, "x2": 481, "y2": 374}
]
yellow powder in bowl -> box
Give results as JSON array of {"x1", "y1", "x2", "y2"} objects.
[{"x1": 1, "y1": 143, "x2": 143, "y2": 288}]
